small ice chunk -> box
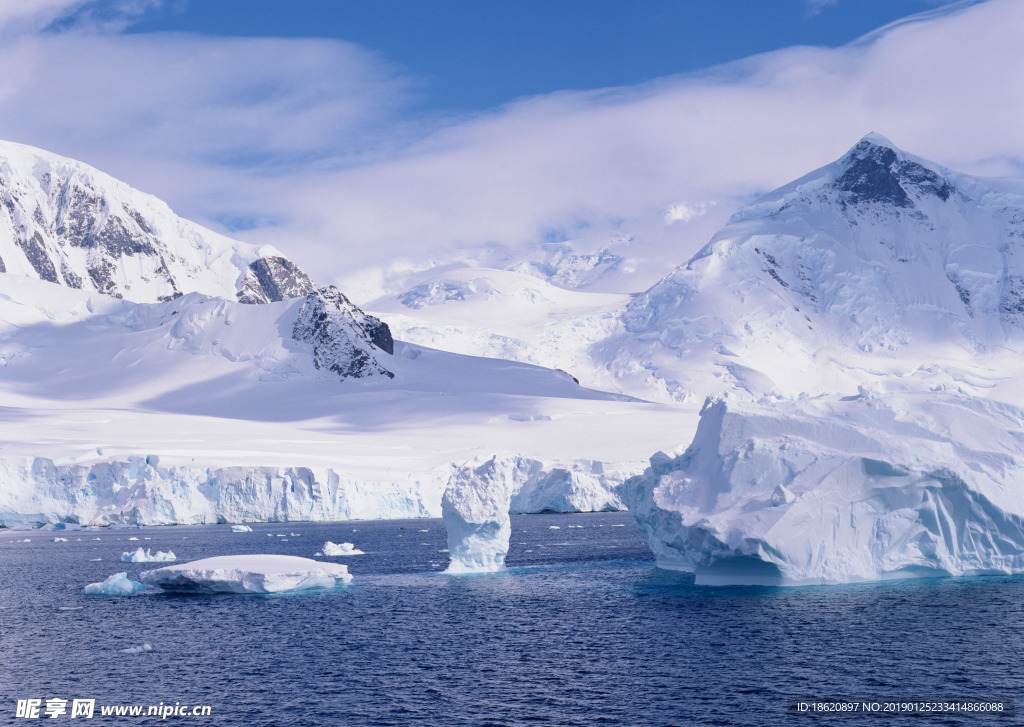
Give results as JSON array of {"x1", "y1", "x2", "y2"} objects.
[
  {"x1": 89, "y1": 558, "x2": 102, "y2": 562},
  {"x1": 51, "y1": 537, "x2": 68, "y2": 542},
  {"x1": 231, "y1": 525, "x2": 253, "y2": 533},
  {"x1": 120, "y1": 643, "x2": 153, "y2": 655},
  {"x1": 84, "y1": 572, "x2": 147, "y2": 596},
  {"x1": 139, "y1": 555, "x2": 352, "y2": 594},
  {"x1": 315, "y1": 541, "x2": 364, "y2": 556},
  {"x1": 549, "y1": 526, "x2": 561, "y2": 530},
  {"x1": 128, "y1": 537, "x2": 139, "y2": 541},
  {"x1": 121, "y1": 548, "x2": 176, "y2": 563}
]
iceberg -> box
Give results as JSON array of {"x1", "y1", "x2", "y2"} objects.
[
  {"x1": 315, "y1": 541, "x2": 364, "y2": 556},
  {"x1": 231, "y1": 525, "x2": 253, "y2": 533},
  {"x1": 138, "y1": 554, "x2": 352, "y2": 594},
  {"x1": 83, "y1": 572, "x2": 147, "y2": 596},
  {"x1": 121, "y1": 547, "x2": 176, "y2": 563},
  {"x1": 620, "y1": 396, "x2": 1024, "y2": 586},
  {"x1": 442, "y1": 457, "x2": 531, "y2": 573},
  {"x1": 441, "y1": 455, "x2": 626, "y2": 572}
]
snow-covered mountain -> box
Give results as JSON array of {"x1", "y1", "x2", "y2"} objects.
[
  {"x1": 607, "y1": 132, "x2": 1024, "y2": 402},
  {"x1": 0, "y1": 139, "x2": 314, "y2": 304},
  {"x1": 10, "y1": 132, "x2": 1024, "y2": 589},
  {"x1": 618, "y1": 133, "x2": 1024, "y2": 584}
]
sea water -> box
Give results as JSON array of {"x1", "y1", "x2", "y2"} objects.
[{"x1": 1, "y1": 512, "x2": 1021, "y2": 725}]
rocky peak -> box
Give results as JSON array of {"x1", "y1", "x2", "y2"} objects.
[
  {"x1": 831, "y1": 133, "x2": 953, "y2": 208},
  {"x1": 237, "y1": 256, "x2": 316, "y2": 305},
  {"x1": 291, "y1": 286, "x2": 394, "y2": 380}
]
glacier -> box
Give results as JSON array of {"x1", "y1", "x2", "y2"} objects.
[{"x1": 139, "y1": 555, "x2": 352, "y2": 594}]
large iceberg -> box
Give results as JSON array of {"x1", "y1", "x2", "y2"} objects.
[
  {"x1": 121, "y1": 548, "x2": 176, "y2": 563},
  {"x1": 620, "y1": 396, "x2": 1024, "y2": 586},
  {"x1": 138, "y1": 555, "x2": 352, "y2": 594},
  {"x1": 442, "y1": 457, "x2": 530, "y2": 573},
  {"x1": 441, "y1": 455, "x2": 627, "y2": 572},
  {"x1": 83, "y1": 572, "x2": 148, "y2": 596}
]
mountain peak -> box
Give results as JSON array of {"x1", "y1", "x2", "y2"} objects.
[
  {"x1": 832, "y1": 132, "x2": 952, "y2": 208},
  {"x1": 0, "y1": 139, "x2": 315, "y2": 305},
  {"x1": 852, "y1": 131, "x2": 898, "y2": 153}
]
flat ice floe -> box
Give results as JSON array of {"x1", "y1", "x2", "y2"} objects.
[
  {"x1": 121, "y1": 547, "x2": 176, "y2": 563},
  {"x1": 83, "y1": 572, "x2": 147, "y2": 596},
  {"x1": 138, "y1": 555, "x2": 352, "y2": 594},
  {"x1": 315, "y1": 541, "x2": 364, "y2": 556}
]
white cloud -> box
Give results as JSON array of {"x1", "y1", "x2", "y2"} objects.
[
  {"x1": 0, "y1": 0, "x2": 1022, "y2": 298},
  {"x1": 0, "y1": 0, "x2": 162, "y2": 35}
]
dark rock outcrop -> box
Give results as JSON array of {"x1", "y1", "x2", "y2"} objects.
[
  {"x1": 237, "y1": 256, "x2": 316, "y2": 304},
  {"x1": 291, "y1": 286, "x2": 394, "y2": 380}
]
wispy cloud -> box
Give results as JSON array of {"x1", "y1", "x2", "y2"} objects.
[
  {"x1": 0, "y1": 0, "x2": 1021, "y2": 299},
  {"x1": 804, "y1": 0, "x2": 839, "y2": 18}
]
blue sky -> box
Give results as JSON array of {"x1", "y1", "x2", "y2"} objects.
[
  {"x1": 0, "y1": 0, "x2": 1019, "y2": 296},
  {"x1": 125, "y1": 0, "x2": 961, "y2": 113}
]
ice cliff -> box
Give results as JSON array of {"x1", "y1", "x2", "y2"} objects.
[{"x1": 621, "y1": 396, "x2": 1024, "y2": 586}]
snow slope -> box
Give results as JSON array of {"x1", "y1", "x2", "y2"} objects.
[
  {"x1": 367, "y1": 267, "x2": 631, "y2": 392},
  {"x1": 0, "y1": 139, "x2": 314, "y2": 304},
  {"x1": 0, "y1": 274, "x2": 689, "y2": 526}
]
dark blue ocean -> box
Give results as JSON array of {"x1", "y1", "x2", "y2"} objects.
[{"x1": 1, "y1": 512, "x2": 1021, "y2": 726}]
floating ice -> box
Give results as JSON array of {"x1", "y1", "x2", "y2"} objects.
[
  {"x1": 442, "y1": 456, "x2": 526, "y2": 573},
  {"x1": 51, "y1": 537, "x2": 67, "y2": 542},
  {"x1": 315, "y1": 541, "x2": 364, "y2": 556},
  {"x1": 121, "y1": 547, "x2": 176, "y2": 563},
  {"x1": 621, "y1": 396, "x2": 1024, "y2": 586},
  {"x1": 139, "y1": 555, "x2": 352, "y2": 594},
  {"x1": 230, "y1": 525, "x2": 253, "y2": 533},
  {"x1": 119, "y1": 643, "x2": 153, "y2": 655},
  {"x1": 83, "y1": 572, "x2": 147, "y2": 596}
]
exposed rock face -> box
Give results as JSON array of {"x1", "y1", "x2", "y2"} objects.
[
  {"x1": 237, "y1": 256, "x2": 316, "y2": 304},
  {"x1": 291, "y1": 285, "x2": 395, "y2": 380},
  {"x1": 832, "y1": 136, "x2": 953, "y2": 209},
  {"x1": 0, "y1": 139, "x2": 313, "y2": 304}
]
